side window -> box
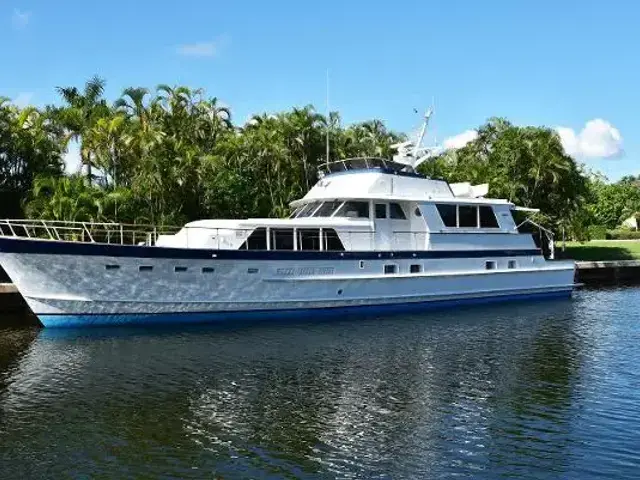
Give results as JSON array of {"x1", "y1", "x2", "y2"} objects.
[
  {"x1": 485, "y1": 260, "x2": 497, "y2": 270},
  {"x1": 335, "y1": 201, "x2": 370, "y2": 218},
  {"x1": 297, "y1": 229, "x2": 321, "y2": 251},
  {"x1": 324, "y1": 229, "x2": 345, "y2": 251},
  {"x1": 389, "y1": 203, "x2": 406, "y2": 219},
  {"x1": 272, "y1": 229, "x2": 294, "y2": 250},
  {"x1": 242, "y1": 227, "x2": 267, "y2": 250},
  {"x1": 296, "y1": 202, "x2": 321, "y2": 218},
  {"x1": 436, "y1": 204, "x2": 457, "y2": 227},
  {"x1": 410, "y1": 264, "x2": 422, "y2": 273},
  {"x1": 480, "y1": 206, "x2": 499, "y2": 228},
  {"x1": 458, "y1": 205, "x2": 478, "y2": 227},
  {"x1": 313, "y1": 201, "x2": 343, "y2": 217},
  {"x1": 375, "y1": 203, "x2": 387, "y2": 219}
]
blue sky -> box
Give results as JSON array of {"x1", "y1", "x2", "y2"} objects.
[{"x1": 1, "y1": 0, "x2": 638, "y2": 180}]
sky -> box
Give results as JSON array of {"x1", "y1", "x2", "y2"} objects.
[{"x1": 1, "y1": 0, "x2": 638, "y2": 180}]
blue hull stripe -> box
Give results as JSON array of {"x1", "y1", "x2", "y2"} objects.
[
  {"x1": 37, "y1": 290, "x2": 572, "y2": 328},
  {"x1": 0, "y1": 236, "x2": 541, "y2": 261}
]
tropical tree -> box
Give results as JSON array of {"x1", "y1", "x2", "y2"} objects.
[{"x1": 55, "y1": 76, "x2": 110, "y2": 184}]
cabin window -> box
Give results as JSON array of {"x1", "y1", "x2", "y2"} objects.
[
  {"x1": 105, "y1": 264, "x2": 120, "y2": 270},
  {"x1": 480, "y1": 206, "x2": 499, "y2": 228},
  {"x1": 323, "y1": 229, "x2": 345, "y2": 251},
  {"x1": 335, "y1": 201, "x2": 369, "y2": 218},
  {"x1": 508, "y1": 260, "x2": 517, "y2": 269},
  {"x1": 272, "y1": 229, "x2": 295, "y2": 250},
  {"x1": 436, "y1": 204, "x2": 457, "y2": 227},
  {"x1": 202, "y1": 267, "x2": 215, "y2": 273},
  {"x1": 384, "y1": 264, "x2": 397, "y2": 274},
  {"x1": 242, "y1": 227, "x2": 267, "y2": 250},
  {"x1": 375, "y1": 203, "x2": 387, "y2": 219},
  {"x1": 174, "y1": 266, "x2": 188, "y2": 272},
  {"x1": 410, "y1": 264, "x2": 422, "y2": 273},
  {"x1": 313, "y1": 200, "x2": 343, "y2": 217},
  {"x1": 458, "y1": 205, "x2": 478, "y2": 227},
  {"x1": 289, "y1": 207, "x2": 302, "y2": 218},
  {"x1": 389, "y1": 203, "x2": 406, "y2": 219},
  {"x1": 485, "y1": 261, "x2": 497, "y2": 270},
  {"x1": 297, "y1": 229, "x2": 321, "y2": 251},
  {"x1": 139, "y1": 265, "x2": 153, "y2": 272},
  {"x1": 295, "y1": 202, "x2": 322, "y2": 218}
]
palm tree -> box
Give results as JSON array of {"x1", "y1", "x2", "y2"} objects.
[{"x1": 55, "y1": 76, "x2": 110, "y2": 184}]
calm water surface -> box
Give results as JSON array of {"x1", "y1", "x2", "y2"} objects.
[{"x1": 1, "y1": 288, "x2": 640, "y2": 479}]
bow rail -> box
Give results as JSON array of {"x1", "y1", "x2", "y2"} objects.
[{"x1": 0, "y1": 219, "x2": 181, "y2": 246}]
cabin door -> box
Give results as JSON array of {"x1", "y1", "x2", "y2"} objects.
[{"x1": 374, "y1": 203, "x2": 392, "y2": 250}]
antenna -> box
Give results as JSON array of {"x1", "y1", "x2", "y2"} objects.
[
  {"x1": 325, "y1": 69, "x2": 330, "y2": 163},
  {"x1": 412, "y1": 107, "x2": 433, "y2": 157}
]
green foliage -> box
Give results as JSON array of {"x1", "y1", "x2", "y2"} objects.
[
  {"x1": 0, "y1": 100, "x2": 65, "y2": 217},
  {"x1": 586, "y1": 225, "x2": 607, "y2": 240},
  {"x1": 605, "y1": 229, "x2": 640, "y2": 240},
  {"x1": 1, "y1": 77, "x2": 636, "y2": 237}
]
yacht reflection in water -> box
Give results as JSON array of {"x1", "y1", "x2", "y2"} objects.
[{"x1": 0, "y1": 298, "x2": 586, "y2": 478}]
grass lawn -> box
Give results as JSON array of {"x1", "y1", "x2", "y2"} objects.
[{"x1": 557, "y1": 240, "x2": 640, "y2": 261}]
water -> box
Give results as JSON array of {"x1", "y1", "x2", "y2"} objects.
[{"x1": 1, "y1": 288, "x2": 640, "y2": 479}]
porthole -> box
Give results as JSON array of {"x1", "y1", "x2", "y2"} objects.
[
  {"x1": 174, "y1": 266, "x2": 188, "y2": 272},
  {"x1": 337, "y1": 289, "x2": 343, "y2": 295},
  {"x1": 248, "y1": 268, "x2": 259, "y2": 274},
  {"x1": 485, "y1": 261, "x2": 496, "y2": 270},
  {"x1": 202, "y1": 267, "x2": 215, "y2": 273},
  {"x1": 105, "y1": 264, "x2": 120, "y2": 270},
  {"x1": 384, "y1": 264, "x2": 397, "y2": 274},
  {"x1": 358, "y1": 260, "x2": 365, "y2": 269},
  {"x1": 410, "y1": 264, "x2": 422, "y2": 274},
  {"x1": 139, "y1": 265, "x2": 153, "y2": 272},
  {"x1": 508, "y1": 260, "x2": 517, "y2": 269}
]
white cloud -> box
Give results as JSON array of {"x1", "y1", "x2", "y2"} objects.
[
  {"x1": 12, "y1": 9, "x2": 31, "y2": 29},
  {"x1": 12, "y1": 92, "x2": 34, "y2": 108},
  {"x1": 176, "y1": 36, "x2": 228, "y2": 58},
  {"x1": 556, "y1": 119, "x2": 623, "y2": 159},
  {"x1": 63, "y1": 141, "x2": 82, "y2": 173},
  {"x1": 443, "y1": 129, "x2": 478, "y2": 149}
]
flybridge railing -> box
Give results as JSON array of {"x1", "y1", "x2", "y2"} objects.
[{"x1": 0, "y1": 219, "x2": 181, "y2": 246}]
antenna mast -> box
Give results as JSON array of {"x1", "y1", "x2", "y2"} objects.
[
  {"x1": 413, "y1": 107, "x2": 433, "y2": 157},
  {"x1": 326, "y1": 69, "x2": 330, "y2": 163}
]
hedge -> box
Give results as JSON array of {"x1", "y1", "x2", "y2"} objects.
[{"x1": 605, "y1": 229, "x2": 640, "y2": 240}]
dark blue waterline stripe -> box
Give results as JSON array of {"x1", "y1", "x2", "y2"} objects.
[
  {"x1": 37, "y1": 290, "x2": 573, "y2": 328},
  {"x1": 0, "y1": 236, "x2": 541, "y2": 260}
]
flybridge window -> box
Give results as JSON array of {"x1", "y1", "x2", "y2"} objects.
[
  {"x1": 436, "y1": 204, "x2": 500, "y2": 229},
  {"x1": 313, "y1": 200, "x2": 343, "y2": 217},
  {"x1": 335, "y1": 201, "x2": 369, "y2": 218},
  {"x1": 389, "y1": 203, "x2": 407, "y2": 220},
  {"x1": 295, "y1": 202, "x2": 322, "y2": 218}
]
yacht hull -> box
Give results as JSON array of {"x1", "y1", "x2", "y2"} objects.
[{"x1": 0, "y1": 237, "x2": 575, "y2": 328}]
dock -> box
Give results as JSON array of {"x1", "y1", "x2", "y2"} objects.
[{"x1": 575, "y1": 260, "x2": 640, "y2": 284}]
